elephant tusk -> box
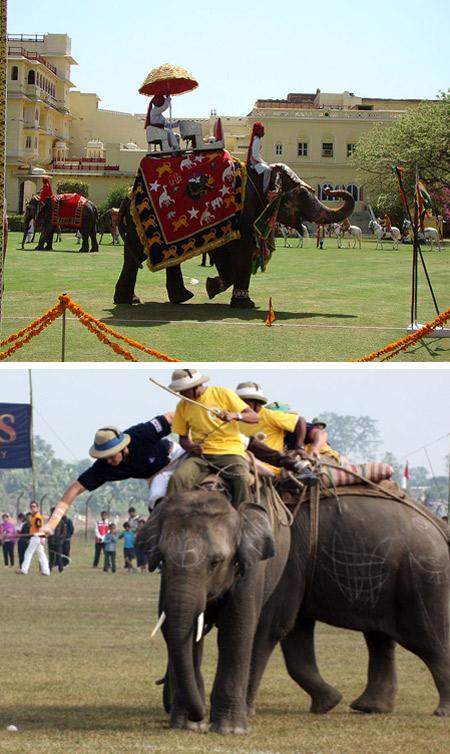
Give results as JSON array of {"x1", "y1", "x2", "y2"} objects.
[
  {"x1": 196, "y1": 612, "x2": 204, "y2": 643},
  {"x1": 151, "y1": 611, "x2": 166, "y2": 638}
]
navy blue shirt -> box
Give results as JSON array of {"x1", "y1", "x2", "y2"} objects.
[{"x1": 78, "y1": 416, "x2": 171, "y2": 491}]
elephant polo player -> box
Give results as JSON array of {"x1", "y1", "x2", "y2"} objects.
[
  {"x1": 167, "y1": 369, "x2": 260, "y2": 508},
  {"x1": 40, "y1": 413, "x2": 177, "y2": 536}
]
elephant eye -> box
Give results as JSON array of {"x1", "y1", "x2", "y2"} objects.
[{"x1": 209, "y1": 556, "x2": 224, "y2": 570}]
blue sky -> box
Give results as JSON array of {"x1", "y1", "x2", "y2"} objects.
[
  {"x1": 8, "y1": 0, "x2": 449, "y2": 118},
  {"x1": 0, "y1": 367, "x2": 449, "y2": 474}
]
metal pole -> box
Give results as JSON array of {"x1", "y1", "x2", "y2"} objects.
[
  {"x1": 28, "y1": 369, "x2": 37, "y2": 499},
  {"x1": 84, "y1": 496, "x2": 90, "y2": 541}
]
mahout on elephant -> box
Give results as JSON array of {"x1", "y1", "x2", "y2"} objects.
[
  {"x1": 26, "y1": 195, "x2": 99, "y2": 253},
  {"x1": 138, "y1": 483, "x2": 292, "y2": 734},
  {"x1": 114, "y1": 163, "x2": 355, "y2": 308},
  {"x1": 246, "y1": 482, "x2": 450, "y2": 718}
]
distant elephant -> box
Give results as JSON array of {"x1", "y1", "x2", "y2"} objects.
[
  {"x1": 114, "y1": 164, "x2": 355, "y2": 308},
  {"x1": 139, "y1": 489, "x2": 291, "y2": 733},
  {"x1": 98, "y1": 208, "x2": 120, "y2": 245},
  {"x1": 247, "y1": 488, "x2": 450, "y2": 718},
  {"x1": 21, "y1": 195, "x2": 39, "y2": 249},
  {"x1": 28, "y1": 195, "x2": 99, "y2": 253}
]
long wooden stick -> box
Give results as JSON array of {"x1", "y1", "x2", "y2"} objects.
[{"x1": 149, "y1": 377, "x2": 221, "y2": 416}]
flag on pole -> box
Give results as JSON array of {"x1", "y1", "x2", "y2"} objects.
[
  {"x1": 401, "y1": 461, "x2": 410, "y2": 490},
  {"x1": 213, "y1": 117, "x2": 223, "y2": 142},
  {"x1": 264, "y1": 297, "x2": 276, "y2": 326},
  {"x1": 415, "y1": 179, "x2": 433, "y2": 230},
  {"x1": 392, "y1": 166, "x2": 408, "y2": 209}
]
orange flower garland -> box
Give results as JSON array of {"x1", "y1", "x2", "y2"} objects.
[
  {"x1": 0, "y1": 295, "x2": 181, "y2": 361},
  {"x1": 0, "y1": 302, "x2": 65, "y2": 360},
  {"x1": 355, "y1": 306, "x2": 450, "y2": 362}
]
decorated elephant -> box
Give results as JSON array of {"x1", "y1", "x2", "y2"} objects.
[
  {"x1": 139, "y1": 488, "x2": 291, "y2": 733},
  {"x1": 247, "y1": 486, "x2": 450, "y2": 718},
  {"x1": 27, "y1": 195, "x2": 99, "y2": 253},
  {"x1": 98, "y1": 208, "x2": 120, "y2": 245},
  {"x1": 114, "y1": 163, "x2": 355, "y2": 308}
]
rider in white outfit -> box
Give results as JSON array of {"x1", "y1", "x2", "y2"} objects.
[{"x1": 145, "y1": 93, "x2": 180, "y2": 150}]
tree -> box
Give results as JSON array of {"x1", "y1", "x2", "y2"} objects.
[
  {"x1": 352, "y1": 93, "x2": 450, "y2": 214},
  {"x1": 318, "y1": 413, "x2": 381, "y2": 462},
  {"x1": 56, "y1": 181, "x2": 89, "y2": 198},
  {"x1": 98, "y1": 184, "x2": 129, "y2": 214}
]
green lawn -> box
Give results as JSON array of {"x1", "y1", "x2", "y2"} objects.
[
  {"x1": 1, "y1": 536, "x2": 449, "y2": 754},
  {"x1": 2, "y1": 232, "x2": 449, "y2": 361}
]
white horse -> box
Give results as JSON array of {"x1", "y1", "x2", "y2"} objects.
[
  {"x1": 331, "y1": 223, "x2": 363, "y2": 249},
  {"x1": 278, "y1": 223, "x2": 309, "y2": 248},
  {"x1": 402, "y1": 219, "x2": 441, "y2": 250},
  {"x1": 369, "y1": 220, "x2": 402, "y2": 250}
]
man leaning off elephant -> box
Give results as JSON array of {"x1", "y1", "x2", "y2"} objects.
[{"x1": 166, "y1": 369, "x2": 259, "y2": 507}]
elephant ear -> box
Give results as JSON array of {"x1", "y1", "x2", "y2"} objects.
[
  {"x1": 144, "y1": 506, "x2": 162, "y2": 572},
  {"x1": 237, "y1": 503, "x2": 275, "y2": 574}
]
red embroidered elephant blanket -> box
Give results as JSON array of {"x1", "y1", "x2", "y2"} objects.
[
  {"x1": 130, "y1": 150, "x2": 247, "y2": 271},
  {"x1": 50, "y1": 194, "x2": 87, "y2": 228}
]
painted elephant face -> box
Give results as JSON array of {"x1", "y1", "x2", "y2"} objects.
[{"x1": 140, "y1": 490, "x2": 275, "y2": 599}]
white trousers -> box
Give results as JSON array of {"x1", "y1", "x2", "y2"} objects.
[
  {"x1": 21, "y1": 535, "x2": 50, "y2": 575},
  {"x1": 148, "y1": 441, "x2": 186, "y2": 509}
]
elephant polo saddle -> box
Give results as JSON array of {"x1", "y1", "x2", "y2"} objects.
[{"x1": 50, "y1": 193, "x2": 88, "y2": 229}]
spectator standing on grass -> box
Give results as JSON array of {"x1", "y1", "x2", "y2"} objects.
[
  {"x1": 119, "y1": 522, "x2": 136, "y2": 572},
  {"x1": 48, "y1": 508, "x2": 67, "y2": 573},
  {"x1": 127, "y1": 507, "x2": 140, "y2": 532},
  {"x1": 136, "y1": 519, "x2": 149, "y2": 573},
  {"x1": 103, "y1": 523, "x2": 118, "y2": 573},
  {"x1": 1, "y1": 513, "x2": 16, "y2": 567},
  {"x1": 62, "y1": 515, "x2": 74, "y2": 567},
  {"x1": 93, "y1": 511, "x2": 110, "y2": 568},
  {"x1": 17, "y1": 501, "x2": 50, "y2": 576},
  {"x1": 17, "y1": 512, "x2": 31, "y2": 567}
]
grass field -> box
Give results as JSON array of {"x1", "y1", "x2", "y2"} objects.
[
  {"x1": 2, "y1": 232, "x2": 449, "y2": 362},
  {"x1": 1, "y1": 536, "x2": 449, "y2": 754}
]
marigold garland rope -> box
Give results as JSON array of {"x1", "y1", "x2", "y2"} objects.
[
  {"x1": 0, "y1": 294, "x2": 181, "y2": 362},
  {"x1": 354, "y1": 306, "x2": 450, "y2": 362}
]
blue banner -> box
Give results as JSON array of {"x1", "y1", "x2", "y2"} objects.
[{"x1": 0, "y1": 403, "x2": 32, "y2": 468}]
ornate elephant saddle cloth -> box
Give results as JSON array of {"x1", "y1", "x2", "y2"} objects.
[
  {"x1": 51, "y1": 193, "x2": 87, "y2": 228},
  {"x1": 130, "y1": 150, "x2": 247, "y2": 271}
]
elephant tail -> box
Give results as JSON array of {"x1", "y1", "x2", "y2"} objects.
[{"x1": 118, "y1": 196, "x2": 129, "y2": 242}]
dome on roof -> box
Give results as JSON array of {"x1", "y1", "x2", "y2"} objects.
[
  {"x1": 124, "y1": 141, "x2": 139, "y2": 150},
  {"x1": 86, "y1": 139, "x2": 104, "y2": 149}
]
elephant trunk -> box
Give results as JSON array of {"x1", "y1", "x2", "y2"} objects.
[
  {"x1": 280, "y1": 187, "x2": 355, "y2": 227},
  {"x1": 164, "y1": 590, "x2": 205, "y2": 722}
]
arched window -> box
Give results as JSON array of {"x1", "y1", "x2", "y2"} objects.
[
  {"x1": 11, "y1": 66, "x2": 18, "y2": 81},
  {"x1": 27, "y1": 70, "x2": 35, "y2": 85},
  {"x1": 275, "y1": 143, "x2": 283, "y2": 156},
  {"x1": 320, "y1": 183, "x2": 334, "y2": 201},
  {"x1": 346, "y1": 184, "x2": 360, "y2": 201}
]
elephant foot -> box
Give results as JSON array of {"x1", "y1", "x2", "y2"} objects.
[
  {"x1": 91, "y1": 247, "x2": 99, "y2": 253},
  {"x1": 230, "y1": 289, "x2": 256, "y2": 309},
  {"x1": 206, "y1": 276, "x2": 227, "y2": 300},
  {"x1": 433, "y1": 702, "x2": 450, "y2": 717},
  {"x1": 310, "y1": 688, "x2": 342, "y2": 714},
  {"x1": 169, "y1": 711, "x2": 207, "y2": 730},
  {"x1": 113, "y1": 294, "x2": 141, "y2": 305},
  {"x1": 79, "y1": 249, "x2": 89, "y2": 253},
  {"x1": 169, "y1": 289, "x2": 194, "y2": 304},
  {"x1": 209, "y1": 720, "x2": 248, "y2": 735},
  {"x1": 350, "y1": 694, "x2": 394, "y2": 714}
]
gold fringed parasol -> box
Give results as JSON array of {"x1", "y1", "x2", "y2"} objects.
[{"x1": 139, "y1": 63, "x2": 198, "y2": 97}]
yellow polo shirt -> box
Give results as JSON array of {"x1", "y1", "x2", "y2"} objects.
[
  {"x1": 239, "y1": 407, "x2": 297, "y2": 452},
  {"x1": 30, "y1": 511, "x2": 44, "y2": 535},
  {"x1": 172, "y1": 386, "x2": 248, "y2": 457}
]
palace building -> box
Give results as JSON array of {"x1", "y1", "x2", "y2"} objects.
[{"x1": 6, "y1": 32, "x2": 426, "y2": 219}]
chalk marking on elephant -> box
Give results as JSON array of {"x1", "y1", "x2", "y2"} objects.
[
  {"x1": 320, "y1": 533, "x2": 393, "y2": 606},
  {"x1": 409, "y1": 552, "x2": 449, "y2": 586},
  {"x1": 164, "y1": 530, "x2": 208, "y2": 569},
  {"x1": 414, "y1": 581, "x2": 449, "y2": 653}
]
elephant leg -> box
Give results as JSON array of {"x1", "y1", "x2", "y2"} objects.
[
  {"x1": 165, "y1": 265, "x2": 194, "y2": 304},
  {"x1": 168, "y1": 642, "x2": 207, "y2": 731},
  {"x1": 229, "y1": 239, "x2": 256, "y2": 309},
  {"x1": 246, "y1": 621, "x2": 279, "y2": 716},
  {"x1": 205, "y1": 248, "x2": 233, "y2": 300},
  {"x1": 281, "y1": 617, "x2": 342, "y2": 714},
  {"x1": 350, "y1": 631, "x2": 397, "y2": 713},
  {"x1": 90, "y1": 223, "x2": 99, "y2": 252},
  {"x1": 400, "y1": 643, "x2": 450, "y2": 717},
  {"x1": 80, "y1": 231, "x2": 89, "y2": 253},
  {"x1": 113, "y1": 243, "x2": 142, "y2": 305}
]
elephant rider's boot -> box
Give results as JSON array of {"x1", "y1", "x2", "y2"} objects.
[{"x1": 230, "y1": 289, "x2": 256, "y2": 309}]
